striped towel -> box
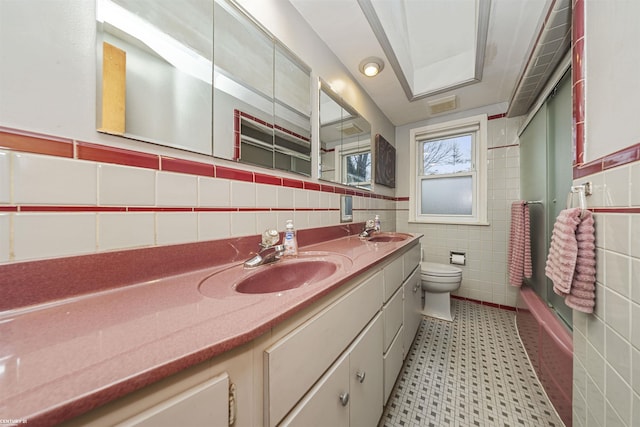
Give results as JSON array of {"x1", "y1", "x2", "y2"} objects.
[
  {"x1": 546, "y1": 208, "x2": 597, "y2": 313},
  {"x1": 508, "y1": 201, "x2": 532, "y2": 286}
]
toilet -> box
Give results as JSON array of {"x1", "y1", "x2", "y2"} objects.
[{"x1": 420, "y1": 262, "x2": 463, "y2": 321}]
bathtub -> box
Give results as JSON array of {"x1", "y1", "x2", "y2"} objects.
[{"x1": 516, "y1": 286, "x2": 573, "y2": 427}]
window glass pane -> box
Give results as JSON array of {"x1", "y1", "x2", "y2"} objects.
[
  {"x1": 421, "y1": 175, "x2": 472, "y2": 215},
  {"x1": 345, "y1": 152, "x2": 371, "y2": 184},
  {"x1": 421, "y1": 134, "x2": 472, "y2": 175}
]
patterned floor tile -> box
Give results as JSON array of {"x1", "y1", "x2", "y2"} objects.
[{"x1": 380, "y1": 300, "x2": 563, "y2": 427}]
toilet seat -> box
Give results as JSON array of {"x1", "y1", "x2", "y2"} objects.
[{"x1": 420, "y1": 262, "x2": 462, "y2": 278}]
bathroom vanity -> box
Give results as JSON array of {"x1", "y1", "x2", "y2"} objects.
[{"x1": 1, "y1": 228, "x2": 421, "y2": 427}]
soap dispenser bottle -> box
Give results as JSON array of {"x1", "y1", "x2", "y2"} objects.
[
  {"x1": 374, "y1": 214, "x2": 381, "y2": 232},
  {"x1": 283, "y1": 219, "x2": 298, "y2": 256}
]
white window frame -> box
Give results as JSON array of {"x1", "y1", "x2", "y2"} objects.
[
  {"x1": 409, "y1": 114, "x2": 488, "y2": 225},
  {"x1": 334, "y1": 141, "x2": 371, "y2": 189}
]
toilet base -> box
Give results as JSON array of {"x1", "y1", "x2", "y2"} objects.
[{"x1": 421, "y1": 291, "x2": 455, "y2": 322}]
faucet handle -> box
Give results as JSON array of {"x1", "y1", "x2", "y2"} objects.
[
  {"x1": 365, "y1": 219, "x2": 375, "y2": 229},
  {"x1": 261, "y1": 228, "x2": 280, "y2": 247}
]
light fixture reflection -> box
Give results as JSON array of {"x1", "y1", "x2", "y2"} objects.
[{"x1": 359, "y1": 57, "x2": 384, "y2": 77}]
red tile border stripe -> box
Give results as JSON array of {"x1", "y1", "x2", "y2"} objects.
[
  {"x1": 161, "y1": 157, "x2": 214, "y2": 177},
  {"x1": 0, "y1": 129, "x2": 73, "y2": 158},
  {"x1": 215, "y1": 165, "x2": 254, "y2": 182},
  {"x1": 452, "y1": 295, "x2": 516, "y2": 312},
  {"x1": 487, "y1": 113, "x2": 507, "y2": 121},
  {"x1": 20, "y1": 206, "x2": 126, "y2": 212},
  {"x1": 573, "y1": 142, "x2": 640, "y2": 178},
  {"x1": 77, "y1": 141, "x2": 159, "y2": 170},
  {"x1": 572, "y1": 0, "x2": 585, "y2": 169},
  {"x1": 255, "y1": 173, "x2": 282, "y2": 186},
  {"x1": 591, "y1": 207, "x2": 640, "y2": 214}
]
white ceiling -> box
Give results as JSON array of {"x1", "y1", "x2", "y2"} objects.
[{"x1": 289, "y1": 0, "x2": 555, "y2": 126}]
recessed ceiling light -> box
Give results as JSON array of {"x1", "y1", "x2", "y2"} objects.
[{"x1": 359, "y1": 57, "x2": 384, "y2": 77}]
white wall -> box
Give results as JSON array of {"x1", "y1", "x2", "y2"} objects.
[{"x1": 583, "y1": 1, "x2": 640, "y2": 162}]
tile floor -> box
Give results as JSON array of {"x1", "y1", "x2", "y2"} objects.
[{"x1": 380, "y1": 300, "x2": 564, "y2": 427}]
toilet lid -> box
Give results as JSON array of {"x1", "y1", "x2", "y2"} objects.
[{"x1": 420, "y1": 262, "x2": 462, "y2": 277}]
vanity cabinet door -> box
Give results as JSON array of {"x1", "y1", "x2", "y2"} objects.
[
  {"x1": 403, "y1": 268, "x2": 422, "y2": 358},
  {"x1": 349, "y1": 313, "x2": 383, "y2": 427},
  {"x1": 403, "y1": 243, "x2": 421, "y2": 280},
  {"x1": 383, "y1": 256, "x2": 404, "y2": 302},
  {"x1": 382, "y1": 286, "x2": 403, "y2": 352},
  {"x1": 279, "y1": 352, "x2": 350, "y2": 427},
  {"x1": 116, "y1": 373, "x2": 229, "y2": 427}
]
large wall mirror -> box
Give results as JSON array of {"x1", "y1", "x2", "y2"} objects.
[
  {"x1": 319, "y1": 81, "x2": 372, "y2": 190},
  {"x1": 96, "y1": 0, "x2": 312, "y2": 176},
  {"x1": 96, "y1": 0, "x2": 214, "y2": 155}
]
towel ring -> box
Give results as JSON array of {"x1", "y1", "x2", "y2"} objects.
[{"x1": 566, "y1": 182, "x2": 592, "y2": 217}]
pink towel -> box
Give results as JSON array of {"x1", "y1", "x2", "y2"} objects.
[
  {"x1": 508, "y1": 201, "x2": 532, "y2": 286},
  {"x1": 545, "y1": 208, "x2": 596, "y2": 313}
]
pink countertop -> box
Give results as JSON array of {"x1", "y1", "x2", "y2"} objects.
[{"x1": 0, "y1": 230, "x2": 420, "y2": 426}]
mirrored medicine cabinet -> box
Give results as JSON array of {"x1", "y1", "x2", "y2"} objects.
[
  {"x1": 319, "y1": 81, "x2": 372, "y2": 190},
  {"x1": 95, "y1": 0, "x2": 371, "y2": 185}
]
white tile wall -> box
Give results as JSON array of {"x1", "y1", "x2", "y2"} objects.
[
  {"x1": 293, "y1": 188, "x2": 309, "y2": 208},
  {"x1": 277, "y1": 187, "x2": 294, "y2": 209},
  {"x1": 0, "y1": 150, "x2": 10, "y2": 203},
  {"x1": 13, "y1": 213, "x2": 96, "y2": 260},
  {"x1": 198, "y1": 177, "x2": 230, "y2": 207},
  {"x1": 98, "y1": 212, "x2": 155, "y2": 251},
  {"x1": 230, "y1": 211, "x2": 258, "y2": 237},
  {"x1": 631, "y1": 163, "x2": 640, "y2": 206},
  {"x1": 230, "y1": 181, "x2": 256, "y2": 207},
  {"x1": 0, "y1": 214, "x2": 10, "y2": 262},
  {"x1": 156, "y1": 171, "x2": 198, "y2": 207},
  {"x1": 98, "y1": 164, "x2": 156, "y2": 206},
  {"x1": 255, "y1": 183, "x2": 278, "y2": 208},
  {"x1": 156, "y1": 212, "x2": 198, "y2": 245},
  {"x1": 198, "y1": 212, "x2": 231, "y2": 241},
  {"x1": 256, "y1": 211, "x2": 278, "y2": 234},
  {"x1": 574, "y1": 165, "x2": 640, "y2": 427},
  {"x1": 604, "y1": 166, "x2": 630, "y2": 207},
  {"x1": 13, "y1": 152, "x2": 97, "y2": 205},
  {"x1": 1, "y1": 146, "x2": 382, "y2": 262}
]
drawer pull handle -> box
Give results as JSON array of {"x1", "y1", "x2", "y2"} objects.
[
  {"x1": 356, "y1": 371, "x2": 366, "y2": 383},
  {"x1": 339, "y1": 392, "x2": 349, "y2": 406}
]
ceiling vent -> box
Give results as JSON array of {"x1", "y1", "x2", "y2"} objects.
[
  {"x1": 337, "y1": 122, "x2": 363, "y2": 136},
  {"x1": 428, "y1": 95, "x2": 457, "y2": 115}
]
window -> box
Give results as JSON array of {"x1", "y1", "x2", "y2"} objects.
[
  {"x1": 335, "y1": 142, "x2": 371, "y2": 190},
  {"x1": 409, "y1": 114, "x2": 488, "y2": 224}
]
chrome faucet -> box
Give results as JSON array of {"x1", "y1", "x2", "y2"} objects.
[
  {"x1": 359, "y1": 219, "x2": 378, "y2": 238},
  {"x1": 244, "y1": 229, "x2": 286, "y2": 268}
]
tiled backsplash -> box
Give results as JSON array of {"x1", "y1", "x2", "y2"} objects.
[{"x1": 0, "y1": 127, "x2": 396, "y2": 263}]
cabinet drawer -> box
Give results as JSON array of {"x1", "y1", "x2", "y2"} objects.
[
  {"x1": 279, "y1": 351, "x2": 350, "y2": 427},
  {"x1": 383, "y1": 325, "x2": 404, "y2": 405},
  {"x1": 264, "y1": 270, "x2": 383, "y2": 426},
  {"x1": 383, "y1": 286, "x2": 403, "y2": 352},
  {"x1": 383, "y1": 255, "x2": 404, "y2": 302},
  {"x1": 403, "y1": 243, "x2": 421, "y2": 280},
  {"x1": 117, "y1": 374, "x2": 229, "y2": 427}
]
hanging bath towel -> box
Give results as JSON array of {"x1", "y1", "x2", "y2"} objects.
[
  {"x1": 545, "y1": 208, "x2": 596, "y2": 313},
  {"x1": 508, "y1": 201, "x2": 532, "y2": 286}
]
